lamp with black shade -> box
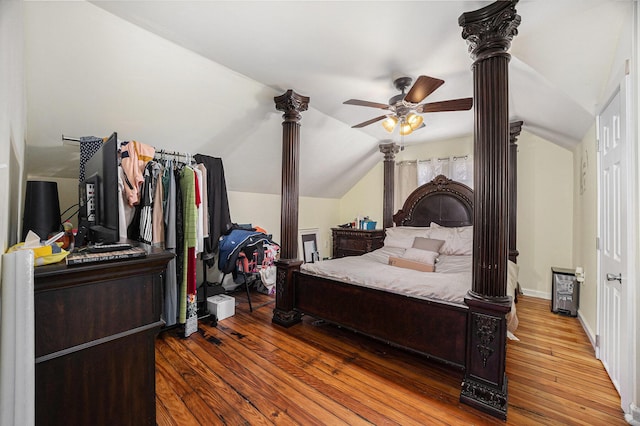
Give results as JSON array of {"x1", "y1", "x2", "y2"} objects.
[{"x1": 21, "y1": 180, "x2": 62, "y2": 241}]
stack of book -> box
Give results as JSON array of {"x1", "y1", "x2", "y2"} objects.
[{"x1": 66, "y1": 246, "x2": 146, "y2": 266}]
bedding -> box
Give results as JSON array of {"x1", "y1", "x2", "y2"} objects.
[{"x1": 301, "y1": 246, "x2": 519, "y2": 334}]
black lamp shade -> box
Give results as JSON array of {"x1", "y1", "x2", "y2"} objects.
[{"x1": 21, "y1": 180, "x2": 62, "y2": 241}]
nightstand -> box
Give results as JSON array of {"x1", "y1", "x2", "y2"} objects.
[{"x1": 332, "y1": 228, "x2": 385, "y2": 258}]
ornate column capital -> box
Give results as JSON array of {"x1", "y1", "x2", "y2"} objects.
[
  {"x1": 509, "y1": 120, "x2": 523, "y2": 145},
  {"x1": 274, "y1": 89, "x2": 310, "y2": 122},
  {"x1": 378, "y1": 142, "x2": 400, "y2": 161},
  {"x1": 459, "y1": 0, "x2": 521, "y2": 62}
]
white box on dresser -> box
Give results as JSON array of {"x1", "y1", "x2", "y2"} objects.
[{"x1": 207, "y1": 294, "x2": 235, "y2": 320}]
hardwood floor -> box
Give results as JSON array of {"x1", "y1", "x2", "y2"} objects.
[{"x1": 155, "y1": 292, "x2": 625, "y2": 425}]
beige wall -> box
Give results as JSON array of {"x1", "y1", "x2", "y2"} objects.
[
  {"x1": 338, "y1": 135, "x2": 473, "y2": 228},
  {"x1": 572, "y1": 124, "x2": 598, "y2": 340},
  {"x1": 516, "y1": 131, "x2": 574, "y2": 298},
  {"x1": 339, "y1": 131, "x2": 575, "y2": 299},
  {"x1": 228, "y1": 191, "x2": 340, "y2": 260}
]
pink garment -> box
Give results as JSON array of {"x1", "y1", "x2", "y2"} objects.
[{"x1": 120, "y1": 141, "x2": 155, "y2": 206}]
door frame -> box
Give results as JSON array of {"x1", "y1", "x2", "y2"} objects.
[{"x1": 597, "y1": 71, "x2": 637, "y2": 416}]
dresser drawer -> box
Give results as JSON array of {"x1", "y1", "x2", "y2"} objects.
[{"x1": 332, "y1": 228, "x2": 385, "y2": 258}]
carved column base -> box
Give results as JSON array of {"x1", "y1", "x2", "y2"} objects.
[
  {"x1": 461, "y1": 293, "x2": 512, "y2": 419},
  {"x1": 272, "y1": 258, "x2": 303, "y2": 328},
  {"x1": 461, "y1": 374, "x2": 508, "y2": 420},
  {"x1": 272, "y1": 308, "x2": 302, "y2": 328}
]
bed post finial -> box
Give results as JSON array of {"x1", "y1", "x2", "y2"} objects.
[{"x1": 459, "y1": 0, "x2": 520, "y2": 420}]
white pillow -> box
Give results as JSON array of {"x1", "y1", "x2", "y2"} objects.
[
  {"x1": 428, "y1": 222, "x2": 473, "y2": 255},
  {"x1": 401, "y1": 247, "x2": 439, "y2": 265},
  {"x1": 383, "y1": 226, "x2": 431, "y2": 249}
]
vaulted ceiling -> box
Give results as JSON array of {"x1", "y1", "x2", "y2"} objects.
[{"x1": 24, "y1": 1, "x2": 632, "y2": 198}]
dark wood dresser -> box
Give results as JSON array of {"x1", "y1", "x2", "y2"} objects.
[
  {"x1": 33, "y1": 248, "x2": 173, "y2": 426},
  {"x1": 331, "y1": 228, "x2": 385, "y2": 258}
]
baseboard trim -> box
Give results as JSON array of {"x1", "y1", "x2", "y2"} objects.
[
  {"x1": 577, "y1": 310, "x2": 597, "y2": 351},
  {"x1": 625, "y1": 403, "x2": 640, "y2": 425},
  {"x1": 521, "y1": 288, "x2": 550, "y2": 300}
]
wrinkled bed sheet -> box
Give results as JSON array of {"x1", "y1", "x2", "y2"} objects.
[{"x1": 301, "y1": 246, "x2": 519, "y2": 335}]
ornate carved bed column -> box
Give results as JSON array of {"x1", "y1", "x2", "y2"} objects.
[
  {"x1": 272, "y1": 89, "x2": 309, "y2": 327},
  {"x1": 509, "y1": 120, "x2": 523, "y2": 263},
  {"x1": 459, "y1": 1, "x2": 520, "y2": 419},
  {"x1": 379, "y1": 142, "x2": 400, "y2": 229}
]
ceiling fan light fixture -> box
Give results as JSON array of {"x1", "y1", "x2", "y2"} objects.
[
  {"x1": 399, "y1": 121, "x2": 413, "y2": 136},
  {"x1": 407, "y1": 113, "x2": 424, "y2": 130},
  {"x1": 381, "y1": 116, "x2": 398, "y2": 132}
]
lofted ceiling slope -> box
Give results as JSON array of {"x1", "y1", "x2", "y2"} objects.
[{"x1": 24, "y1": 1, "x2": 632, "y2": 198}]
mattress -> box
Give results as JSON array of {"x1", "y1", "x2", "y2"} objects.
[{"x1": 300, "y1": 246, "x2": 519, "y2": 334}]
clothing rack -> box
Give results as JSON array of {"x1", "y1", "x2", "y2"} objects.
[
  {"x1": 64, "y1": 133, "x2": 228, "y2": 320},
  {"x1": 154, "y1": 148, "x2": 193, "y2": 163},
  {"x1": 62, "y1": 134, "x2": 81, "y2": 145}
]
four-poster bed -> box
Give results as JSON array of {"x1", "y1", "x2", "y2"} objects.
[{"x1": 272, "y1": 1, "x2": 521, "y2": 420}]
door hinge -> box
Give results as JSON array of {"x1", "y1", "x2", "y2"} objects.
[
  {"x1": 596, "y1": 236, "x2": 600, "y2": 250},
  {"x1": 595, "y1": 334, "x2": 600, "y2": 348}
]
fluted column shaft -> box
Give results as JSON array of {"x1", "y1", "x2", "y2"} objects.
[
  {"x1": 379, "y1": 142, "x2": 400, "y2": 229},
  {"x1": 458, "y1": 2, "x2": 521, "y2": 419},
  {"x1": 274, "y1": 90, "x2": 309, "y2": 260},
  {"x1": 272, "y1": 89, "x2": 309, "y2": 328},
  {"x1": 509, "y1": 121, "x2": 523, "y2": 263},
  {"x1": 460, "y1": 1, "x2": 521, "y2": 300}
]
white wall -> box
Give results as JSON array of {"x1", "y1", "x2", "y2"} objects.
[{"x1": 0, "y1": 0, "x2": 26, "y2": 253}]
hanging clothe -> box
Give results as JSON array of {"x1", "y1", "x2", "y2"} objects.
[
  {"x1": 179, "y1": 166, "x2": 198, "y2": 336},
  {"x1": 120, "y1": 140, "x2": 155, "y2": 206},
  {"x1": 118, "y1": 166, "x2": 136, "y2": 242},
  {"x1": 152, "y1": 163, "x2": 165, "y2": 245},
  {"x1": 78, "y1": 136, "x2": 104, "y2": 182},
  {"x1": 161, "y1": 160, "x2": 178, "y2": 327},
  {"x1": 195, "y1": 163, "x2": 210, "y2": 238},
  {"x1": 193, "y1": 166, "x2": 205, "y2": 254},
  {"x1": 193, "y1": 154, "x2": 232, "y2": 265}
]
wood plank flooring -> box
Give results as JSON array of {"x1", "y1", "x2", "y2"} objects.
[{"x1": 156, "y1": 292, "x2": 625, "y2": 425}]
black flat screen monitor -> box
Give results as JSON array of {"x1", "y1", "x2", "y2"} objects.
[{"x1": 82, "y1": 132, "x2": 120, "y2": 244}]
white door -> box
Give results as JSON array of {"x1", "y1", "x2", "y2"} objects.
[{"x1": 598, "y1": 88, "x2": 626, "y2": 395}]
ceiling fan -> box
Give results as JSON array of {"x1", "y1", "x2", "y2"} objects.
[{"x1": 344, "y1": 75, "x2": 473, "y2": 135}]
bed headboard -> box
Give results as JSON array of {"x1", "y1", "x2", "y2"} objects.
[{"x1": 392, "y1": 175, "x2": 473, "y2": 228}]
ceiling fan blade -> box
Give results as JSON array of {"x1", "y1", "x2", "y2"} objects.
[
  {"x1": 417, "y1": 97, "x2": 473, "y2": 113},
  {"x1": 352, "y1": 115, "x2": 387, "y2": 128},
  {"x1": 344, "y1": 99, "x2": 391, "y2": 110},
  {"x1": 404, "y1": 75, "x2": 445, "y2": 104}
]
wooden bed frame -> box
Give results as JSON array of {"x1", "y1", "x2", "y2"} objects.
[
  {"x1": 272, "y1": 1, "x2": 521, "y2": 420},
  {"x1": 295, "y1": 175, "x2": 474, "y2": 369}
]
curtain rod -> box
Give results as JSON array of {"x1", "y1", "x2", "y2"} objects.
[{"x1": 396, "y1": 155, "x2": 469, "y2": 165}]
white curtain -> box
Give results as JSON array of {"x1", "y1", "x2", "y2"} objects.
[
  {"x1": 394, "y1": 161, "x2": 417, "y2": 213},
  {"x1": 0, "y1": 250, "x2": 35, "y2": 426},
  {"x1": 396, "y1": 155, "x2": 473, "y2": 212},
  {"x1": 451, "y1": 155, "x2": 474, "y2": 188}
]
